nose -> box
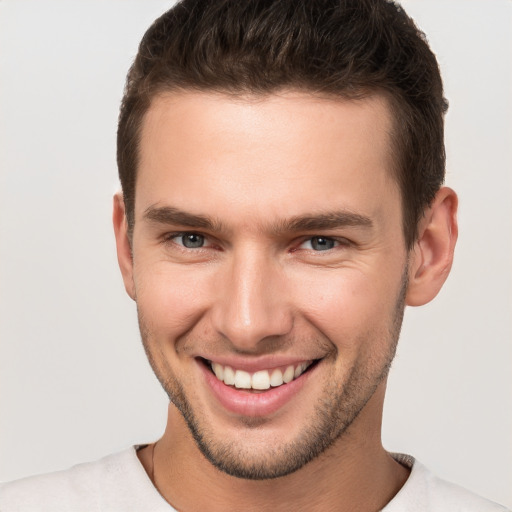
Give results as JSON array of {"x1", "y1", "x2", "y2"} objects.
[{"x1": 210, "y1": 249, "x2": 293, "y2": 351}]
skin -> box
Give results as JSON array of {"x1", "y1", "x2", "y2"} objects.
[{"x1": 114, "y1": 90, "x2": 458, "y2": 511}]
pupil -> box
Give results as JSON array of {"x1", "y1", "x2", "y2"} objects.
[
  {"x1": 182, "y1": 234, "x2": 204, "y2": 248},
  {"x1": 312, "y1": 237, "x2": 334, "y2": 251}
]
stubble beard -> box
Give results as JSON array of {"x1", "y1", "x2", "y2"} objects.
[{"x1": 138, "y1": 269, "x2": 408, "y2": 480}]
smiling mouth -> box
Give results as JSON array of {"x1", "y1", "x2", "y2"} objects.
[{"x1": 201, "y1": 358, "x2": 319, "y2": 391}]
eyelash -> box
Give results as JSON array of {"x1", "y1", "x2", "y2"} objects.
[
  {"x1": 297, "y1": 236, "x2": 348, "y2": 252},
  {"x1": 162, "y1": 232, "x2": 212, "y2": 249},
  {"x1": 162, "y1": 232, "x2": 351, "y2": 253}
]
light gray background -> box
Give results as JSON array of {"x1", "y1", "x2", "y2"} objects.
[{"x1": 1, "y1": 0, "x2": 511, "y2": 508}]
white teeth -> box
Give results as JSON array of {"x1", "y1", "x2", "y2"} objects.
[
  {"x1": 294, "y1": 363, "x2": 307, "y2": 378},
  {"x1": 212, "y1": 362, "x2": 224, "y2": 380},
  {"x1": 223, "y1": 366, "x2": 235, "y2": 385},
  {"x1": 283, "y1": 365, "x2": 294, "y2": 383},
  {"x1": 251, "y1": 370, "x2": 271, "y2": 390},
  {"x1": 234, "y1": 370, "x2": 252, "y2": 389},
  {"x1": 210, "y1": 360, "x2": 312, "y2": 390},
  {"x1": 269, "y1": 368, "x2": 284, "y2": 387}
]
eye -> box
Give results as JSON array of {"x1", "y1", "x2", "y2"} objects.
[
  {"x1": 301, "y1": 236, "x2": 338, "y2": 251},
  {"x1": 173, "y1": 233, "x2": 206, "y2": 249}
]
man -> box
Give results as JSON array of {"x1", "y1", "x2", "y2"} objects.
[{"x1": 0, "y1": 0, "x2": 508, "y2": 510}]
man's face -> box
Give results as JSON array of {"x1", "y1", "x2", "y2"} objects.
[{"x1": 128, "y1": 91, "x2": 409, "y2": 479}]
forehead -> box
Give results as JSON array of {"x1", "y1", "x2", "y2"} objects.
[{"x1": 136, "y1": 90, "x2": 400, "y2": 230}]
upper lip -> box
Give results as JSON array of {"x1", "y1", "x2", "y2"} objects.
[{"x1": 196, "y1": 354, "x2": 321, "y2": 373}]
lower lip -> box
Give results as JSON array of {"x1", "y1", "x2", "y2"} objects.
[{"x1": 199, "y1": 360, "x2": 315, "y2": 417}]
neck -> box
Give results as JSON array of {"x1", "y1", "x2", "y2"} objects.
[{"x1": 138, "y1": 384, "x2": 409, "y2": 512}]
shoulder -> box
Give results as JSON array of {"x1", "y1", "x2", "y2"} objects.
[
  {"x1": 385, "y1": 454, "x2": 510, "y2": 512},
  {"x1": 0, "y1": 453, "x2": 106, "y2": 511},
  {"x1": 0, "y1": 446, "x2": 171, "y2": 512}
]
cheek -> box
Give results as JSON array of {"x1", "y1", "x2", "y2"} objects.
[
  {"x1": 289, "y1": 267, "x2": 401, "y2": 350},
  {"x1": 134, "y1": 261, "x2": 212, "y2": 338}
]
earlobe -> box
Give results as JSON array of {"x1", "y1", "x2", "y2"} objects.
[
  {"x1": 113, "y1": 192, "x2": 136, "y2": 301},
  {"x1": 406, "y1": 187, "x2": 458, "y2": 307}
]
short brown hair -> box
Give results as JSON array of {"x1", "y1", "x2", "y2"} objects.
[{"x1": 117, "y1": 0, "x2": 447, "y2": 247}]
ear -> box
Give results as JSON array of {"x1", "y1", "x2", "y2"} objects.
[
  {"x1": 113, "y1": 192, "x2": 136, "y2": 300},
  {"x1": 406, "y1": 187, "x2": 458, "y2": 306}
]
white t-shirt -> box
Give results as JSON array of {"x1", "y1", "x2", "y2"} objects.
[{"x1": 0, "y1": 447, "x2": 508, "y2": 511}]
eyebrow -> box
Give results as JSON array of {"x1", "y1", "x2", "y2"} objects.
[
  {"x1": 143, "y1": 205, "x2": 373, "y2": 234},
  {"x1": 277, "y1": 211, "x2": 373, "y2": 233},
  {"x1": 143, "y1": 206, "x2": 225, "y2": 231}
]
